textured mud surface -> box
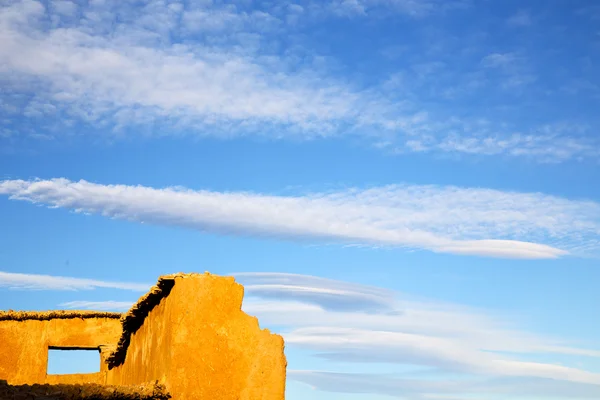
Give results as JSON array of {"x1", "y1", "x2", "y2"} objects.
[
  {"x1": 0, "y1": 380, "x2": 170, "y2": 399},
  {"x1": 0, "y1": 311, "x2": 122, "y2": 322},
  {"x1": 1, "y1": 272, "x2": 287, "y2": 399},
  {"x1": 106, "y1": 275, "x2": 176, "y2": 369}
]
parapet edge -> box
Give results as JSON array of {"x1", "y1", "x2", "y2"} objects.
[
  {"x1": 105, "y1": 271, "x2": 276, "y2": 369},
  {"x1": 105, "y1": 273, "x2": 189, "y2": 368},
  {"x1": 0, "y1": 310, "x2": 122, "y2": 322}
]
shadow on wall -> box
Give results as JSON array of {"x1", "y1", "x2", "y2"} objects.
[
  {"x1": 0, "y1": 272, "x2": 287, "y2": 400},
  {"x1": 0, "y1": 380, "x2": 170, "y2": 399}
]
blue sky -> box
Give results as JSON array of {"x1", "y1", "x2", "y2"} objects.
[{"x1": 1, "y1": 0, "x2": 600, "y2": 398}]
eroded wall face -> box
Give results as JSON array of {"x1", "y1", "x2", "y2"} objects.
[
  {"x1": 105, "y1": 294, "x2": 173, "y2": 387},
  {"x1": 0, "y1": 318, "x2": 122, "y2": 385},
  {"x1": 107, "y1": 274, "x2": 287, "y2": 400}
]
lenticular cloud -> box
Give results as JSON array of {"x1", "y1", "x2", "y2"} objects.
[{"x1": 3, "y1": 178, "x2": 598, "y2": 259}]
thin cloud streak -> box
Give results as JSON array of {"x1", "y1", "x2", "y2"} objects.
[
  {"x1": 2, "y1": 178, "x2": 594, "y2": 259},
  {"x1": 239, "y1": 272, "x2": 600, "y2": 396},
  {"x1": 245, "y1": 298, "x2": 600, "y2": 358},
  {"x1": 234, "y1": 272, "x2": 397, "y2": 312},
  {"x1": 285, "y1": 327, "x2": 600, "y2": 384},
  {"x1": 0, "y1": 270, "x2": 150, "y2": 291},
  {"x1": 288, "y1": 370, "x2": 600, "y2": 399},
  {"x1": 240, "y1": 273, "x2": 600, "y2": 360},
  {"x1": 59, "y1": 300, "x2": 134, "y2": 311}
]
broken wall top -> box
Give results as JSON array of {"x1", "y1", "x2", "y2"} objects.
[
  {"x1": 0, "y1": 310, "x2": 122, "y2": 322},
  {"x1": 106, "y1": 272, "x2": 235, "y2": 368}
]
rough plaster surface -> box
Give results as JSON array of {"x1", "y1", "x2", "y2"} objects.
[
  {"x1": 106, "y1": 277, "x2": 175, "y2": 369},
  {"x1": 0, "y1": 316, "x2": 122, "y2": 385},
  {"x1": 0, "y1": 272, "x2": 287, "y2": 400},
  {"x1": 107, "y1": 273, "x2": 287, "y2": 400}
]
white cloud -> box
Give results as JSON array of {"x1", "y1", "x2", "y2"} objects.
[
  {"x1": 328, "y1": 0, "x2": 368, "y2": 16},
  {"x1": 478, "y1": 52, "x2": 539, "y2": 90},
  {"x1": 507, "y1": 10, "x2": 532, "y2": 27},
  {"x1": 326, "y1": 0, "x2": 465, "y2": 18},
  {"x1": 0, "y1": 1, "x2": 597, "y2": 162},
  {"x1": 481, "y1": 52, "x2": 518, "y2": 69},
  {"x1": 240, "y1": 273, "x2": 600, "y2": 360},
  {"x1": 0, "y1": 0, "x2": 390, "y2": 138},
  {"x1": 238, "y1": 272, "x2": 600, "y2": 398},
  {"x1": 59, "y1": 300, "x2": 134, "y2": 311},
  {"x1": 0, "y1": 270, "x2": 150, "y2": 291},
  {"x1": 234, "y1": 272, "x2": 397, "y2": 312},
  {"x1": 4, "y1": 178, "x2": 600, "y2": 258},
  {"x1": 402, "y1": 133, "x2": 600, "y2": 163},
  {"x1": 289, "y1": 370, "x2": 600, "y2": 399},
  {"x1": 285, "y1": 327, "x2": 600, "y2": 384},
  {"x1": 181, "y1": 6, "x2": 281, "y2": 34},
  {"x1": 50, "y1": 0, "x2": 77, "y2": 17}
]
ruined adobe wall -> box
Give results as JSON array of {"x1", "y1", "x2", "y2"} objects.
[
  {"x1": 105, "y1": 273, "x2": 287, "y2": 400},
  {"x1": 104, "y1": 277, "x2": 175, "y2": 387},
  {"x1": 0, "y1": 311, "x2": 122, "y2": 385}
]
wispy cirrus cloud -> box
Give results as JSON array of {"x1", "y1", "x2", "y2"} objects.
[
  {"x1": 0, "y1": 270, "x2": 149, "y2": 291},
  {"x1": 234, "y1": 272, "x2": 397, "y2": 312},
  {"x1": 59, "y1": 300, "x2": 134, "y2": 311},
  {"x1": 285, "y1": 327, "x2": 600, "y2": 383},
  {"x1": 289, "y1": 370, "x2": 600, "y2": 399},
  {"x1": 239, "y1": 272, "x2": 600, "y2": 398},
  {"x1": 0, "y1": 0, "x2": 598, "y2": 162},
  {"x1": 239, "y1": 273, "x2": 600, "y2": 358},
  {"x1": 4, "y1": 178, "x2": 600, "y2": 258},
  {"x1": 402, "y1": 131, "x2": 599, "y2": 162},
  {"x1": 507, "y1": 10, "x2": 533, "y2": 27},
  {"x1": 324, "y1": 0, "x2": 460, "y2": 18},
  {"x1": 481, "y1": 52, "x2": 519, "y2": 69},
  {"x1": 480, "y1": 51, "x2": 538, "y2": 89},
  {"x1": 0, "y1": 0, "x2": 401, "y2": 138}
]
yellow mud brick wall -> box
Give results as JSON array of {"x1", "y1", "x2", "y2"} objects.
[
  {"x1": 106, "y1": 273, "x2": 287, "y2": 400},
  {"x1": 0, "y1": 316, "x2": 122, "y2": 385}
]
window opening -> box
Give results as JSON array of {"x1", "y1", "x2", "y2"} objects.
[{"x1": 47, "y1": 347, "x2": 101, "y2": 374}]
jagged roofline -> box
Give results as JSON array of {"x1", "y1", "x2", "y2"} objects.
[
  {"x1": 106, "y1": 272, "x2": 246, "y2": 369},
  {"x1": 106, "y1": 273, "x2": 196, "y2": 369},
  {"x1": 0, "y1": 310, "x2": 122, "y2": 322},
  {"x1": 0, "y1": 272, "x2": 242, "y2": 369}
]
